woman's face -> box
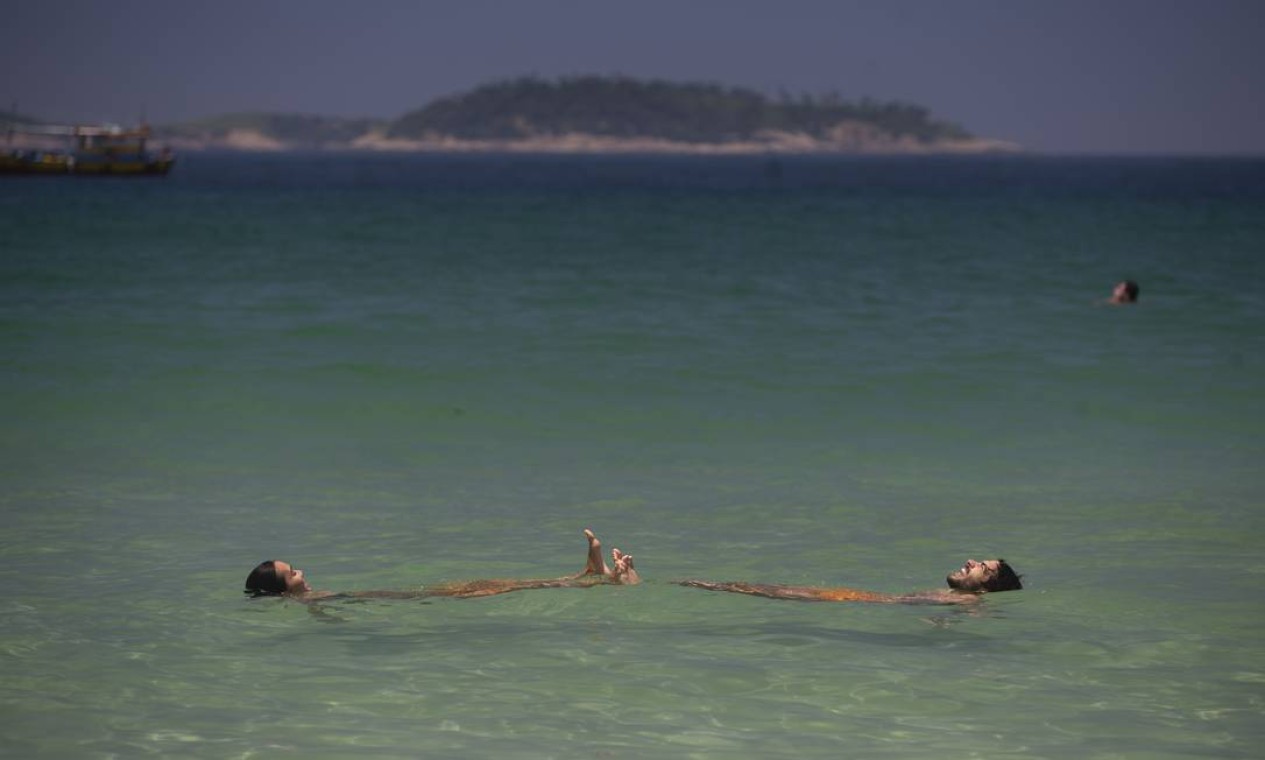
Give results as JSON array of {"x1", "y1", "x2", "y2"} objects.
[{"x1": 271, "y1": 561, "x2": 310, "y2": 594}]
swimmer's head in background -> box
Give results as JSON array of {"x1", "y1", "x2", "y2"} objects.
[{"x1": 1111, "y1": 280, "x2": 1139, "y2": 303}]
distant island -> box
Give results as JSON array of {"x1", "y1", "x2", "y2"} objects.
[{"x1": 7, "y1": 76, "x2": 1020, "y2": 155}]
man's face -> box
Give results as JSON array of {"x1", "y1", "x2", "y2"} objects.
[{"x1": 946, "y1": 559, "x2": 1004, "y2": 592}]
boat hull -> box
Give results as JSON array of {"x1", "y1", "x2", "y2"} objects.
[{"x1": 0, "y1": 151, "x2": 175, "y2": 175}]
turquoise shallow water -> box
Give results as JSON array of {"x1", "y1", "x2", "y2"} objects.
[{"x1": 2, "y1": 154, "x2": 1263, "y2": 758}]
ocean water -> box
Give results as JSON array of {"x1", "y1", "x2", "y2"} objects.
[{"x1": 2, "y1": 153, "x2": 1263, "y2": 758}]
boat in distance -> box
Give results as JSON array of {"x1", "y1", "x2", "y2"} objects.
[{"x1": 2, "y1": 122, "x2": 175, "y2": 176}]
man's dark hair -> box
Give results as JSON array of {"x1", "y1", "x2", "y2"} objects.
[
  {"x1": 245, "y1": 560, "x2": 285, "y2": 596},
  {"x1": 985, "y1": 559, "x2": 1023, "y2": 592},
  {"x1": 1122, "y1": 280, "x2": 1140, "y2": 301}
]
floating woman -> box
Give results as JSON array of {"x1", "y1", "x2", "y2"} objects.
[{"x1": 244, "y1": 528, "x2": 639, "y2": 601}]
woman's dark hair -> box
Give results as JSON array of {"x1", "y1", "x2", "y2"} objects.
[
  {"x1": 1122, "y1": 280, "x2": 1140, "y2": 301},
  {"x1": 986, "y1": 559, "x2": 1024, "y2": 592},
  {"x1": 245, "y1": 560, "x2": 286, "y2": 597}
]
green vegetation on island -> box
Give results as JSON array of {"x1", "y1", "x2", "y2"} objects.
[{"x1": 388, "y1": 76, "x2": 972, "y2": 144}]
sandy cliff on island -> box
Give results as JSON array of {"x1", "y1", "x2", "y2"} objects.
[{"x1": 165, "y1": 125, "x2": 1018, "y2": 155}]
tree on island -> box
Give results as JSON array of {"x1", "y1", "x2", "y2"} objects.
[{"x1": 387, "y1": 75, "x2": 973, "y2": 144}]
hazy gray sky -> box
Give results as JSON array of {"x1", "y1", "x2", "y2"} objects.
[{"x1": 4, "y1": 0, "x2": 1263, "y2": 154}]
